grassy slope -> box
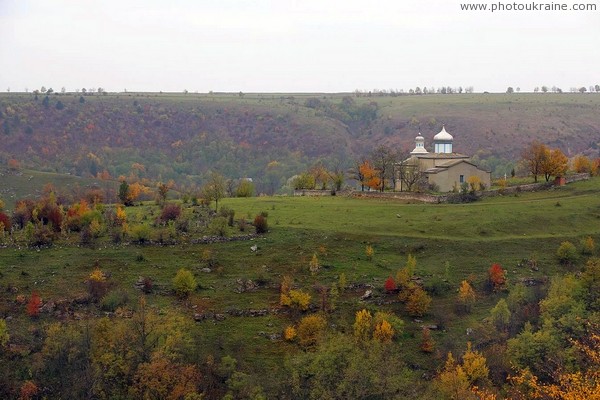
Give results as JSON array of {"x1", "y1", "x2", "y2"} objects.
[{"x1": 1, "y1": 178, "x2": 599, "y2": 395}]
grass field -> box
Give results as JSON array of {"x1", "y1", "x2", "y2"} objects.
[{"x1": 1, "y1": 177, "x2": 599, "y2": 396}]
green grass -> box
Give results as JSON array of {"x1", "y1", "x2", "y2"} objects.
[{"x1": 1, "y1": 177, "x2": 599, "y2": 396}]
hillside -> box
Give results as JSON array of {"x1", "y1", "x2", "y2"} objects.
[
  {"x1": 0, "y1": 178, "x2": 599, "y2": 398},
  {"x1": 1, "y1": 92, "x2": 599, "y2": 193}
]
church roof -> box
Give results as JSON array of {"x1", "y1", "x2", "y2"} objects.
[{"x1": 433, "y1": 126, "x2": 453, "y2": 141}]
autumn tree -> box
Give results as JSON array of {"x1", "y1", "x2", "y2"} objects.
[
  {"x1": 384, "y1": 276, "x2": 397, "y2": 293},
  {"x1": 373, "y1": 319, "x2": 394, "y2": 343},
  {"x1": 172, "y1": 268, "x2": 197, "y2": 298},
  {"x1": 488, "y1": 263, "x2": 506, "y2": 291},
  {"x1": 353, "y1": 309, "x2": 373, "y2": 343},
  {"x1": 156, "y1": 182, "x2": 171, "y2": 204},
  {"x1": 359, "y1": 160, "x2": 381, "y2": 191},
  {"x1": 556, "y1": 241, "x2": 577, "y2": 264},
  {"x1": 365, "y1": 244, "x2": 374, "y2": 260},
  {"x1": 26, "y1": 291, "x2": 41, "y2": 317},
  {"x1": 297, "y1": 314, "x2": 327, "y2": 348},
  {"x1": 420, "y1": 327, "x2": 435, "y2": 353},
  {"x1": 573, "y1": 154, "x2": 593, "y2": 173},
  {"x1": 521, "y1": 140, "x2": 548, "y2": 183},
  {"x1": 541, "y1": 148, "x2": 568, "y2": 181},
  {"x1": 406, "y1": 286, "x2": 432, "y2": 317},
  {"x1": 129, "y1": 355, "x2": 202, "y2": 400},
  {"x1": 458, "y1": 280, "x2": 476, "y2": 313},
  {"x1": 88, "y1": 267, "x2": 109, "y2": 302}
]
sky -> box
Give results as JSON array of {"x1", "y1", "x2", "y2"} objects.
[{"x1": 0, "y1": 0, "x2": 599, "y2": 93}]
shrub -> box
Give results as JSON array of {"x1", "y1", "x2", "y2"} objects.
[
  {"x1": 100, "y1": 289, "x2": 129, "y2": 312},
  {"x1": 0, "y1": 212, "x2": 12, "y2": 231},
  {"x1": 173, "y1": 268, "x2": 197, "y2": 298},
  {"x1": 284, "y1": 326, "x2": 297, "y2": 341},
  {"x1": 288, "y1": 289, "x2": 311, "y2": 311},
  {"x1": 253, "y1": 214, "x2": 268, "y2": 234},
  {"x1": 581, "y1": 236, "x2": 595, "y2": 255},
  {"x1": 159, "y1": 203, "x2": 181, "y2": 223},
  {"x1": 88, "y1": 268, "x2": 109, "y2": 301},
  {"x1": 557, "y1": 241, "x2": 577, "y2": 264},
  {"x1": 208, "y1": 216, "x2": 228, "y2": 237},
  {"x1": 26, "y1": 292, "x2": 42, "y2": 317},
  {"x1": 131, "y1": 225, "x2": 151, "y2": 244}
]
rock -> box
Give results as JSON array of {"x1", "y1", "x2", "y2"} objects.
[
  {"x1": 427, "y1": 325, "x2": 439, "y2": 330},
  {"x1": 251, "y1": 245, "x2": 258, "y2": 252},
  {"x1": 267, "y1": 333, "x2": 282, "y2": 341},
  {"x1": 40, "y1": 301, "x2": 56, "y2": 313},
  {"x1": 466, "y1": 328, "x2": 473, "y2": 335},
  {"x1": 214, "y1": 314, "x2": 226, "y2": 321},
  {"x1": 361, "y1": 290, "x2": 372, "y2": 300},
  {"x1": 201, "y1": 268, "x2": 212, "y2": 273}
]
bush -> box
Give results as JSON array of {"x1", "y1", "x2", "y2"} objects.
[
  {"x1": 208, "y1": 216, "x2": 228, "y2": 237},
  {"x1": 0, "y1": 212, "x2": 11, "y2": 231},
  {"x1": 100, "y1": 289, "x2": 129, "y2": 312},
  {"x1": 131, "y1": 225, "x2": 151, "y2": 244},
  {"x1": 159, "y1": 203, "x2": 181, "y2": 223},
  {"x1": 173, "y1": 268, "x2": 197, "y2": 298},
  {"x1": 581, "y1": 236, "x2": 595, "y2": 255},
  {"x1": 297, "y1": 314, "x2": 327, "y2": 348},
  {"x1": 557, "y1": 241, "x2": 577, "y2": 264},
  {"x1": 253, "y1": 215, "x2": 268, "y2": 234}
]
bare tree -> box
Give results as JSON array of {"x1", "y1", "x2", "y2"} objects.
[{"x1": 371, "y1": 145, "x2": 396, "y2": 192}]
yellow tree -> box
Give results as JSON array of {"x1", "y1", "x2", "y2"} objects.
[
  {"x1": 458, "y1": 280, "x2": 476, "y2": 313},
  {"x1": 406, "y1": 286, "x2": 431, "y2": 317},
  {"x1": 353, "y1": 309, "x2": 373, "y2": 343},
  {"x1": 297, "y1": 314, "x2": 327, "y2": 348},
  {"x1": 309, "y1": 253, "x2": 320, "y2": 275},
  {"x1": 373, "y1": 319, "x2": 394, "y2": 343},
  {"x1": 541, "y1": 148, "x2": 568, "y2": 181},
  {"x1": 573, "y1": 154, "x2": 592, "y2": 173}
]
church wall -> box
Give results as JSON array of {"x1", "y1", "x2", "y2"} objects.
[{"x1": 427, "y1": 163, "x2": 491, "y2": 192}]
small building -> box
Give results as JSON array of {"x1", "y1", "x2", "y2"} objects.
[{"x1": 397, "y1": 126, "x2": 491, "y2": 192}]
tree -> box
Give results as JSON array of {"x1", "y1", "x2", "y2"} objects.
[
  {"x1": 556, "y1": 241, "x2": 577, "y2": 264},
  {"x1": 384, "y1": 276, "x2": 397, "y2": 292},
  {"x1": 490, "y1": 298, "x2": 511, "y2": 331},
  {"x1": 398, "y1": 158, "x2": 424, "y2": 192},
  {"x1": 118, "y1": 180, "x2": 131, "y2": 205},
  {"x1": 573, "y1": 154, "x2": 592, "y2": 173},
  {"x1": 309, "y1": 253, "x2": 320, "y2": 275},
  {"x1": 156, "y1": 182, "x2": 170, "y2": 204},
  {"x1": 129, "y1": 355, "x2": 202, "y2": 400},
  {"x1": 406, "y1": 286, "x2": 431, "y2": 317},
  {"x1": 488, "y1": 263, "x2": 506, "y2": 291},
  {"x1": 541, "y1": 148, "x2": 568, "y2": 181},
  {"x1": 172, "y1": 268, "x2": 197, "y2": 298},
  {"x1": 202, "y1": 172, "x2": 226, "y2": 211},
  {"x1": 506, "y1": 87, "x2": 514, "y2": 93},
  {"x1": 420, "y1": 327, "x2": 435, "y2": 353},
  {"x1": 521, "y1": 141, "x2": 548, "y2": 183},
  {"x1": 353, "y1": 309, "x2": 373, "y2": 343},
  {"x1": 371, "y1": 145, "x2": 396, "y2": 192},
  {"x1": 26, "y1": 291, "x2": 41, "y2": 317},
  {"x1": 297, "y1": 314, "x2": 327, "y2": 348},
  {"x1": 365, "y1": 244, "x2": 374, "y2": 260},
  {"x1": 373, "y1": 319, "x2": 394, "y2": 343},
  {"x1": 358, "y1": 160, "x2": 380, "y2": 191},
  {"x1": 458, "y1": 280, "x2": 476, "y2": 313}
]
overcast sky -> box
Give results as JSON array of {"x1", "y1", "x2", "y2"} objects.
[{"x1": 1, "y1": 0, "x2": 598, "y2": 93}]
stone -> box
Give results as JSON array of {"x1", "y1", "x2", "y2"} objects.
[
  {"x1": 201, "y1": 268, "x2": 212, "y2": 273},
  {"x1": 361, "y1": 290, "x2": 372, "y2": 300}
]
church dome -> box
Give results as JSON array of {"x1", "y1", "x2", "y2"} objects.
[
  {"x1": 410, "y1": 132, "x2": 428, "y2": 155},
  {"x1": 433, "y1": 125, "x2": 453, "y2": 153},
  {"x1": 433, "y1": 125, "x2": 453, "y2": 141}
]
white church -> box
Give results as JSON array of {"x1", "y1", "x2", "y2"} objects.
[{"x1": 397, "y1": 126, "x2": 491, "y2": 192}]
